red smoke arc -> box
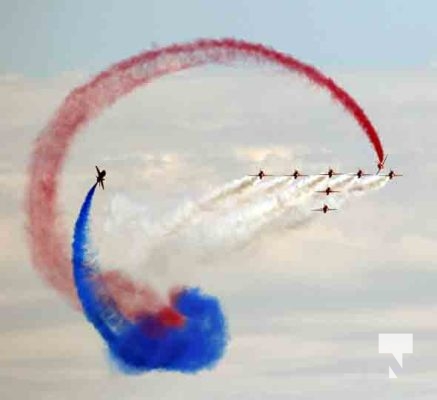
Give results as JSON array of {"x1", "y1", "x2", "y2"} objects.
[{"x1": 27, "y1": 38, "x2": 385, "y2": 320}]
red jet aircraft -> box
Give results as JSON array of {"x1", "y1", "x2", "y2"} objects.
[
  {"x1": 384, "y1": 170, "x2": 403, "y2": 180},
  {"x1": 286, "y1": 169, "x2": 308, "y2": 179},
  {"x1": 312, "y1": 204, "x2": 337, "y2": 214},
  {"x1": 316, "y1": 187, "x2": 340, "y2": 196},
  {"x1": 377, "y1": 155, "x2": 388, "y2": 174},
  {"x1": 351, "y1": 169, "x2": 372, "y2": 179},
  {"x1": 319, "y1": 168, "x2": 343, "y2": 178},
  {"x1": 248, "y1": 170, "x2": 275, "y2": 179}
]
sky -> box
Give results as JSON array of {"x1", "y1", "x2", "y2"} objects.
[
  {"x1": 1, "y1": 1, "x2": 437, "y2": 399},
  {"x1": 2, "y1": 0, "x2": 437, "y2": 76}
]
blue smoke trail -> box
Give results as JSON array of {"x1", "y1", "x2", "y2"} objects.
[{"x1": 72, "y1": 184, "x2": 228, "y2": 373}]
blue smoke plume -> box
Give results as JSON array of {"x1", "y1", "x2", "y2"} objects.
[{"x1": 72, "y1": 184, "x2": 228, "y2": 373}]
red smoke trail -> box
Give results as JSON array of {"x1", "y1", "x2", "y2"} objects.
[{"x1": 27, "y1": 38, "x2": 385, "y2": 319}]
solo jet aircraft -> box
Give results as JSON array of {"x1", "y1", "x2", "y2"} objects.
[{"x1": 95, "y1": 166, "x2": 106, "y2": 190}]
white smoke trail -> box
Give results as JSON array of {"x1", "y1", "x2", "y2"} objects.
[
  {"x1": 322, "y1": 175, "x2": 389, "y2": 212},
  {"x1": 160, "y1": 176, "x2": 257, "y2": 236},
  {"x1": 102, "y1": 172, "x2": 389, "y2": 278},
  {"x1": 347, "y1": 175, "x2": 390, "y2": 195}
]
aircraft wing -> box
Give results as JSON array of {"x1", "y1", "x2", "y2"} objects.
[
  {"x1": 95, "y1": 166, "x2": 100, "y2": 174},
  {"x1": 101, "y1": 180, "x2": 104, "y2": 190}
]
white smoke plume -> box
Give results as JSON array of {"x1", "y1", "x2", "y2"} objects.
[{"x1": 101, "y1": 173, "x2": 389, "y2": 283}]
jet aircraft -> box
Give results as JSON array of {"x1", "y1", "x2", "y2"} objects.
[
  {"x1": 95, "y1": 166, "x2": 106, "y2": 190},
  {"x1": 316, "y1": 187, "x2": 340, "y2": 196},
  {"x1": 385, "y1": 170, "x2": 403, "y2": 180},
  {"x1": 287, "y1": 169, "x2": 308, "y2": 179},
  {"x1": 319, "y1": 168, "x2": 343, "y2": 178},
  {"x1": 377, "y1": 155, "x2": 388, "y2": 174},
  {"x1": 312, "y1": 204, "x2": 337, "y2": 213},
  {"x1": 248, "y1": 170, "x2": 274, "y2": 180},
  {"x1": 351, "y1": 169, "x2": 372, "y2": 179}
]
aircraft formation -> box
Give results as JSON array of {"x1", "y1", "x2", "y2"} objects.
[
  {"x1": 93, "y1": 156, "x2": 401, "y2": 214},
  {"x1": 248, "y1": 156, "x2": 401, "y2": 214}
]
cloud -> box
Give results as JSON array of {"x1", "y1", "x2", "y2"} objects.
[
  {"x1": 0, "y1": 323, "x2": 98, "y2": 361},
  {"x1": 234, "y1": 145, "x2": 299, "y2": 163},
  {"x1": 398, "y1": 234, "x2": 437, "y2": 264},
  {"x1": 1, "y1": 68, "x2": 437, "y2": 398}
]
